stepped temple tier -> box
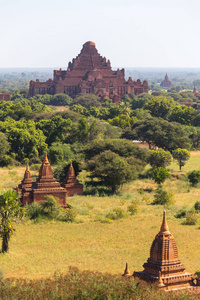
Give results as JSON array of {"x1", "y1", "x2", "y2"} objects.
[
  {"x1": 29, "y1": 41, "x2": 148, "y2": 103},
  {"x1": 16, "y1": 154, "x2": 83, "y2": 207},
  {"x1": 133, "y1": 211, "x2": 200, "y2": 292}
]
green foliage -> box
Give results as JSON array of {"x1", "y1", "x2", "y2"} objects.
[
  {"x1": 175, "y1": 207, "x2": 188, "y2": 219},
  {"x1": 169, "y1": 105, "x2": 194, "y2": 125},
  {"x1": 152, "y1": 167, "x2": 170, "y2": 185},
  {"x1": 71, "y1": 93, "x2": 101, "y2": 108},
  {"x1": 172, "y1": 148, "x2": 190, "y2": 171},
  {"x1": 36, "y1": 115, "x2": 72, "y2": 145},
  {"x1": 144, "y1": 96, "x2": 177, "y2": 119},
  {"x1": 188, "y1": 170, "x2": 200, "y2": 186},
  {"x1": 0, "y1": 267, "x2": 187, "y2": 300},
  {"x1": 148, "y1": 148, "x2": 172, "y2": 169},
  {"x1": 153, "y1": 187, "x2": 175, "y2": 206},
  {"x1": 127, "y1": 200, "x2": 139, "y2": 215},
  {"x1": 106, "y1": 207, "x2": 127, "y2": 220},
  {"x1": 125, "y1": 117, "x2": 191, "y2": 151},
  {"x1": 40, "y1": 196, "x2": 62, "y2": 220},
  {"x1": 194, "y1": 201, "x2": 200, "y2": 212},
  {"x1": 86, "y1": 150, "x2": 139, "y2": 193},
  {"x1": 0, "y1": 190, "x2": 25, "y2": 253},
  {"x1": 25, "y1": 203, "x2": 42, "y2": 220},
  {"x1": 184, "y1": 210, "x2": 199, "y2": 225},
  {"x1": 0, "y1": 118, "x2": 47, "y2": 161},
  {"x1": 48, "y1": 143, "x2": 74, "y2": 164},
  {"x1": 59, "y1": 208, "x2": 77, "y2": 223},
  {"x1": 107, "y1": 114, "x2": 137, "y2": 129},
  {"x1": 84, "y1": 139, "x2": 148, "y2": 163}
]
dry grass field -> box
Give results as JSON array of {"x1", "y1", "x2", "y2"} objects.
[{"x1": 0, "y1": 152, "x2": 200, "y2": 280}]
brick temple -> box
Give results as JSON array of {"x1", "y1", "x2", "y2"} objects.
[
  {"x1": 16, "y1": 153, "x2": 83, "y2": 206},
  {"x1": 29, "y1": 41, "x2": 148, "y2": 103},
  {"x1": 132, "y1": 211, "x2": 200, "y2": 292},
  {"x1": 160, "y1": 73, "x2": 172, "y2": 88}
]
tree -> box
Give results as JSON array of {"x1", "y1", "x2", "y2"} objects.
[
  {"x1": 148, "y1": 148, "x2": 172, "y2": 169},
  {"x1": 37, "y1": 115, "x2": 72, "y2": 145},
  {"x1": 86, "y1": 150, "x2": 137, "y2": 193},
  {"x1": 144, "y1": 96, "x2": 177, "y2": 119},
  {"x1": 152, "y1": 167, "x2": 170, "y2": 185},
  {"x1": 123, "y1": 117, "x2": 191, "y2": 151},
  {"x1": 169, "y1": 105, "x2": 194, "y2": 125},
  {"x1": 188, "y1": 170, "x2": 200, "y2": 186},
  {"x1": 172, "y1": 148, "x2": 190, "y2": 171},
  {"x1": 0, "y1": 190, "x2": 25, "y2": 253}
]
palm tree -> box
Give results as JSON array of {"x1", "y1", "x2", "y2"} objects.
[{"x1": 0, "y1": 190, "x2": 25, "y2": 253}]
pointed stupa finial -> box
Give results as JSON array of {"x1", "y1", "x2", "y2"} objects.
[
  {"x1": 122, "y1": 262, "x2": 131, "y2": 276},
  {"x1": 43, "y1": 152, "x2": 49, "y2": 163},
  {"x1": 26, "y1": 163, "x2": 29, "y2": 171},
  {"x1": 159, "y1": 211, "x2": 170, "y2": 235},
  {"x1": 157, "y1": 271, "x2": 165, "y2": 287}
]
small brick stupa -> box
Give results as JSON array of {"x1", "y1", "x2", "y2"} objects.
[
  {"x1": 133, "y1": 211, "x2": 196, "y2": 291},
  {"x1": 61, "y1": 162, "x2": 83, "y2": 196},
  {"x1": 16, "y1": 164, "x2": 33, "y2": 205},
  {"x1": 193, "y1": 86, "x2": 199, "y2": 98}
]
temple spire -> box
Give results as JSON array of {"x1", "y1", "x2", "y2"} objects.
[
  {"x1": 43, "y1": 152, "x2": 49, "y2": 163},
  {"x1": 122, "y1": 262, "x2": 131, "y2": 276},
  {"x1": 26, "y1": 163, "x2": 29, "y2": 171},
  {"x1": 159, "y1": 211, "x2": 170, "y2": 234}
]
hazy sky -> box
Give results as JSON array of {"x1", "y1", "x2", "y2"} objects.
[{"x1": 1, "y1": 0, "x2": 200, "y2": 68}]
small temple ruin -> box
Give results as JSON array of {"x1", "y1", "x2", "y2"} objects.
[
  {"x1": 160, "y1": 73, "x2": 172, "y2": 88},
  {"x1": 126, "y1": 211, "x2": 200, "y2": 292},
  {"x1": 29, "y1": 41, "x2": 148, "y2": 103},
  {"x1": 16, "y1": 153, "x2": 83, "y2": 206}
]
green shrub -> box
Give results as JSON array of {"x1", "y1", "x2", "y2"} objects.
[
  {"x1": 40, "y1": 196, "x2": 62, "y2": 219},
  {"x1": 175, "y1": 208, "x2": 187, "y2": 219},
  {"x1": 153, "y1": 188, "x2": 175, "y2": 206},
  {"x1": 127, "y1": 200, "x2": 139, "y2": 215},
  {"x1": 26, "y1": 203, "x2": 42, "y2": 220},
  {"x1": 59, "y1": 208, "x2": 77, "y2": 223},
  {"x1": 194, "y1": 201, "x2": 200, "y2": 212},
  {"x1": 184, "y1": 210, "x2": 198, "y2": 225},
  {"x1": 152, "y1": 167, "x2": 170, "y2": 185},
  {"x1": 106, "y1": 208, "x2": 127, "y2": 220},
  {"x1": 188, "y1": 170, "x2": 200, "y2": 186}
]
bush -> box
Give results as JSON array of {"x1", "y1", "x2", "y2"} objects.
[
  {"x1": 106, "y1": 208, "x2": 127, "y2": 220},
  {"x1": 40, "y1": 196, "x2": 62, "y2": 219},
  {"x1": 152, "y1": 167, "x2": 170, "y2": 185},
  {"x1": 59, "y1": 208, "x2": 77, "y2": 223},
  {"x1": 127, "y1": 200, "x2": 139, "y2": 215},
  {"x1": 175, "y1": 208, "x2": 187, "y2": 219},
  {"x1": 153, "y1": 188, "x2": 175, "y2": 206},
  {"x1": 194, "y1": 201, "x2": 200, "y2": 212},
  {"x1": 188, "y1": 170, "x2": 200, "y2": 186},
  {"x1": 25, "y1": 203, "x2": 42, "y2": 220},
  {"x1": 48, "y1": 143, "x2": 74, "y2": 165},
  {"x1": 184, "y1": 210, "x2": 199, "y2": 225}
]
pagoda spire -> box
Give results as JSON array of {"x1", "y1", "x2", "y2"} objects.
[
  {"x1": 122, "y1": 262, "x2": 131, "y2": 276},
  {"x1": 43, "y1": 152, "x2": 49, "y2": 163},
  {"x1": 159, "y1": 211, "x2": 170, "y2": 235}
]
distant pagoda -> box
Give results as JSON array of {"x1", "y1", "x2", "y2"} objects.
[
  {"x1": 160, "y1": 73, "x2": 172, "y2": 88},
  {"x1": 133, "y1": 211, "x2": 199, "y2": 292}
]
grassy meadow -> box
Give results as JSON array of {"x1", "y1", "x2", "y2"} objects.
[{"x1": 0, "y1": 151, "x2": 200, "y2": 282}]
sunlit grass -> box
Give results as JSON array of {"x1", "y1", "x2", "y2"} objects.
[{"x1": 0, "y1": 152, "x2": 200, "y2": 279}]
